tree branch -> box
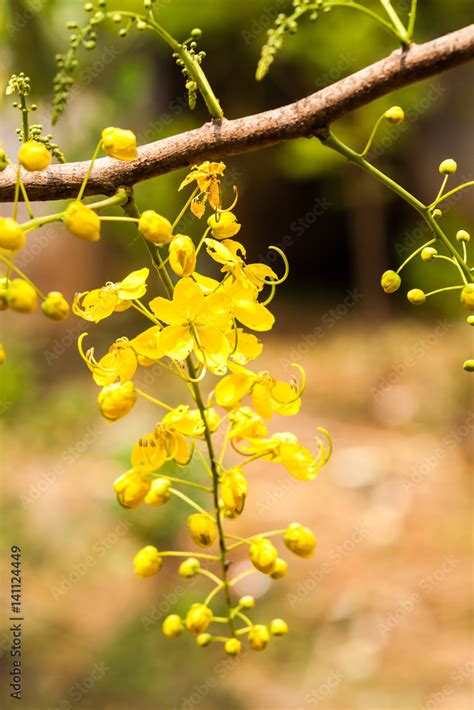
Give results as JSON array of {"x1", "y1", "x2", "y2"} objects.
[{"x1": 1, "y1": 25, "x2": 473, "y2": 203}]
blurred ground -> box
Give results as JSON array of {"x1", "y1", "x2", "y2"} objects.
[{"x1": 1, "y1": 308, "x2": 472, "y2": 710}]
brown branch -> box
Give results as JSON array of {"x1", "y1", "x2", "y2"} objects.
[{"x1": 1, "y1": 25, "x2": 473, "y2": 203}]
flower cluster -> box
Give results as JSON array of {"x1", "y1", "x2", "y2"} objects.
[{"x1": 65, "y1": 153, "x2": 332, "y2": 653}]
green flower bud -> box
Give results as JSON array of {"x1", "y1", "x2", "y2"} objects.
[
  {"x1": 421, "y1": 247, "x2": 437, "y2": 262},
  {"x1": 196, "y1": 633, "x2": 212, "y2": 647},
  {"x1": 460, "y1": 284, "x2": 474, "y2": 311},
  {"x1": 407, "y1": 289, "x2": 426, "y2": 305},
  {"x1": 467, "y1": 316, "x2": 474, "y2": 326},
  {"x1": 381, "y1": 270, "x2": 401, "y2": 294},
  {"x1": 456, "y1": 230, "x2": 470, "y2": 243},
  {"x1": 178, "y1": 557, "x2": 201, "y2": 578},
  {"x1": 0, "y1": 150, "x2": 8, "y2": 171},
  {"x1": 439, "y1": 159, "x2": 457, "y2": 175}
]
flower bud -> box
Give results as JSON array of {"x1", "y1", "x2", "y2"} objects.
[
  {"x1": 439, "y1": 159, "x2": 457, "y2": 175},
  {"x1": 384, "y1": 106, "x2": 404, "y2": 125},
  {"x1": 133, "y1": 545, "x2": 162, "y2": 577},
  {"x1": 207, "y1": 212, "x2": 241, "y2": 240},
  {"x1": 283, "y1": 523, "x2": 316, "y2": 558},
  {"x1": 0, "y1": 150, "x2": 8, "y2": 171},
  {"x1": 0, "y1": 218, "x2": 26, "y2": 251},
  {"x1": 101, "y1": 127, "x2": 137, "y2": 161},
  {"x1": 169, "y1": 235, "x2": 196, "y2": 277},
  {"x1": 467, "y1": 315, "x2": 474, "y2": 326},
  {"x1": 138, "y1": 210, "x2": 173, "y2": 245},
  {"x1": 18, "y1": 141, "x2": 51, "y2": 171},
  {"x1": 249, "y1": 537, "x2": 278, "y2": 573},
  {"x1": 463, "y1": 359, "x2": 474, "y2": 372},
  {"x1": 432, "y1": 209, "x2": 442, "y2": 219},
  {"x1": 0, "y1": 344, "x2": 5, "y2": 364},
  {"x1": 270, "y1": 618, "x2": 288, "y2": 636},
  {"x1": 186, "y1": 603, "x2": 213, "y2": 634},
  {"x1": 64, "y1": 201, "x2": 101, "y2": 242},
  {"x1": 7, "y1": 279, "x2": 38, "y2": 313},
  {"x1": 221, "y1": 468, "x2": 248, "y2": 516},
  {"x1": 178, "y1": 557, "x2": 201, "y2": 578},
  {"x1": 144, "y1": 477, "x2": 171, "y2": 506},
  {"x1": 381, "y1": 270, "x2": 401, "y2": 294},
  {"x1": 162, "y1": 614, "x2": 183, "y2": 639},
  {"x1": 187, "y1": 513, "x2": 216, "y2": 547},
  {"x1": 460, "y1": 284, "x2": 474, "y2": 311},
  {"x1": 41, "y1": 291, "x2": 70, "y2": 320},
  {"x1": 98, "y1": 381, "x2": 137, "y2": 421},
  {"x1": 421, "y1": 247, "x2": 437, "y2": 262},
  {"x1": 113, "y1": 470, "x2": 150, "y2": 508},
  {"x1": 196, "y1": 633, "x2": 212, "y2": 647},
  {"x1": 270, "y1": 558, "x2": 288, "y2": 580},
  {"x1": 224, "y1": 638, "x2": 241, "y2": 655},
  {"x1": 456, "y1": 230, "x2": 470, "y2": 243},
  {"x1": 407, "y1": 288, "x2": 426, "y2": 305},
  {"x1": 239, "y1": 595, "x2": 255, "y2": 609},
  {"x1": 248, "y1": 624, "x2": 270, "y2": 651},
  {"x1": 0, "y1": 278, "x2": 8, "y2": 310}
]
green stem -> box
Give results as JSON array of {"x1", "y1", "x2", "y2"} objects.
[
  {"x1": 172, "y1": 186, "x2": 199, "y2": 230},
  {"x1": 169, "y1": 487, "x2": 212, "y2": 516},
  {"x1": 396, "y1": 239, "x2": 436, "y2": 273},
  {"x1": 429, "y1": 181, "x2": 474, "y2": 208},
  {"x1": 77, "y1": 139, "x2": 101, "y2": 201},
  {"x1": 323, "y1": 1, "x2": 403, "y2": 42},
  {"x1": 20, "y1": 94, "x2": 29, "y2": 141},
  {"x1": 320, "y1": 131, "x2": 472, "y2": 283},
  {"x1": 135, "y1": 387, "x2": 173, "y2": 410},
  {"x1": 407, "y1": 0, "x2": 418, "y2": 39},
  {"x1": 159, "y1": 551, "x2": 219, "y2": 560},
  {"x1": 378, "y1": 0, "x2": 409, "y2": 44},
  {"x1": 0, "y1": 254, "x2": 46, "y2": 299},
  {"x1": 156, "y1": 475, "x2": 212, "y2": 493}
]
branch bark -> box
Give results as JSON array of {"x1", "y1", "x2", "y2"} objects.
[{"x1": 1, "y1": 24, "x2": 473, "y2": 203}]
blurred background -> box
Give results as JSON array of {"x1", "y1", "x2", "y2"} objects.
[{"x1": 0, "y1": 1, "x2": 473, "y2": 708}]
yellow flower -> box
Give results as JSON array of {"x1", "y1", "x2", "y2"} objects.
[
  {"x1": 205, "y1": 238, "x2": 279, "y2": 294},
  {"x1": 224, "y1": 280, "x2": 275, "y2": 332},
  {"x1": 138, "y1": 210, "x2": 173, "y2": 245},
  {"x1": 133, "y1": 545, "x2": 162, "y2": 577},
  {"x1": 207, "y1": 212, "x2": 241, "y2": 240},
  {"x1": 187, "y1": 513, "x2": 216, "y2": 547},
  {"x1": 131, "y1": 422, "x2": 191, "y2": 472},
  {"x1": 162, "y1": 614, "x2": 183, "y2": 639},
  {"x1": 87, "y1": 338, "x2": 138, "y2": 386},
  {"x1": 144, "y1": 477, "x2": 171, "y2": 506},
  {"x1": 221, "y1": 468, "x2": 248, "y2": 516},
  {"x1": 41, "y1": 291, "x2": 69, "y2": 321},
  {"x1": 131, "y1": 325, "x2": 164, "y2": 361},
  {"x1": 113, "y1": 469, "x2": 150, "y2": 508},
  {"x1": 186, "y1": 603, "x2": 213, "y2": 634},
  {"x1": 439, "y1": 158, "x2": 457, "y2": 175},
  {"x1": 224, "y1": 638, "x2": 241, "y2": 655},
  {"x1": 161, "y1": 405, "x2": 220, "y2": 438},
  {"x1": 18, "y1": 141, "x2": 51, "y2": 171},
  {"x1": 0, "y1": 344, "x2": 5, "y2": 364},
  {"x1": 0, "y1": 218, "x2": 26, "y2": 251},
  {"x1": 248, "y1": 624, "x2": 270, "y2": 651},
  {"x1": 270, "y1": 619, "x2": 288, "y2": 636},
  {"x1": 179, "y1": 161, "x2": 226, "y2": 211},
  {"x1": 241, "y1": 430, "x2": 331, "y2": 480},
  {"x1": 227, "y1": 328, "x2": 263, "y2": 365},
  {"x1": 64, "y1": 201, "x2": 101, "y2": 242},
  {"x1": 460, "y1": 284, "x2": 474, "y2": 311},
  {"x1": 229, "y1": 407, "x2": 268, "y2": 441},
  {"x1": 149, "y1": 277, "x2": 233, "y2": 373},
  {"x1": 249, "y1": 537, "x2": 278, "y2": 574},
  {"x1": 73, "y1": 268, "x2": 149, "y2": 322},
  {"x1": 178, "y1": 558, "x2": 201, "y2": 578},
  {"x1": 215, "y1": 364, "x2": 301, "y2": 419},
  {"x1": 270, "y1": 558, "x2": 288, "y2": 579},
  {"x1": 98, "y1": 381, "x2": 137, "y2": 421},
  {"x1": 6, "y1": 279, "x2": 38, "y2": 313},
  {"x1": 101, "y1": 127, "x2": 137, "y2": 161},
  {"x1": 169, "y1": 235, "x2": 196, "y2": 277},
  {"x1": 283, "y1": 523, "x2": 316, "y2": 558}
]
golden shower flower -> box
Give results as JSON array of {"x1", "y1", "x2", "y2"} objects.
[
  {"x1": 138, "y1": 210, "x2": 173, "y2": 245},
  {"x1": 113, "y1": 469, "x2": 150, "y2": 508},
  {"x1": 131, "y1": 422, "x2": 191, "y2": 472},
  {"x1": 101, "y1": 127, "x2": 137, "y2": 161},
  {"x1": 149, "y1": 277, "x2": 233, "y2": 373},
  {"x1": 6, "y1": 279, "x2": 38, "y2": 313},
  {"x1": 248, "y1": 624, "x2": 270, "y2": 651},
  {"x1": 179, "y1": 161, "x2": 226, "y2": 211},
  {"x1": 460, "y1": 284, "x2": 474, "y2": 310},
  {"x1": 221, "y1": 468, "x2": 248, "y2": 516},
  {"x1": 18, "y1": 140, "x2": 51, "y2": 171},
  {"x1": 73, "y1": 268, "x2": 149, "y2": 322},
  {"x1": 162, "y1": 614, "x2": 183, "y2": 639},
  {"x1": 169, "y1": 235, "x2": 196, "y2": 277},
  {"x1": 227, "y1": 329, "x2": 263, "y2": 365},
  {"x1": 0, "y1": 217, "x2": 26, "y2": 251},
  {"x1": 186, "y1": 603, "x2": 213, "y2": 635},
  {"x1": 133, "y1": 545, "x2": 162, "y2": 577},
  {"x1": 249, "y1": 537, "x2": 278, "y2": 574},
  {"x1": 144, "y1": 477, "x2": 171, "y2": 506},
  {"x1": 89, "y1": 339, "x2": 138, "y2": 386},
  {"x1": 283, "y1": 523, "x2": 316, "y2": 558},
  {"x1": 98, "y1": 381, "x2": 137, "y2": 421},
  {"x1": 207, "y1": 212, "x2": 241, "y2": 239},
  {"x1": 242, "y1": 430, "x2": 330, "y2": 480},
  {"x1": 41, "y1": 291, "x2": 70, "y2": 321},
  {"x1": 64, "y1": 201, "x2": 101, "y2": 242},
  {"x1": 187, "y1": 514, "x2": 217, "y2": 548},
  {"x1": 228, "y1": 407, "x2": 268, "y2": 442},
  {"x1": 178, "y1": 558, "x2": 201, "y2": 578},
  {"x1": 381, "y1": 270, "x2": 401, "y2": 294},
  {"x1": 161, "y1": 405, "x2": 220, "y2": 438}
]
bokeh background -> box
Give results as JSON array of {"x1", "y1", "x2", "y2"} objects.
[{"x1": 0, "y1": 1, "x2": 473, "y2": 708}]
